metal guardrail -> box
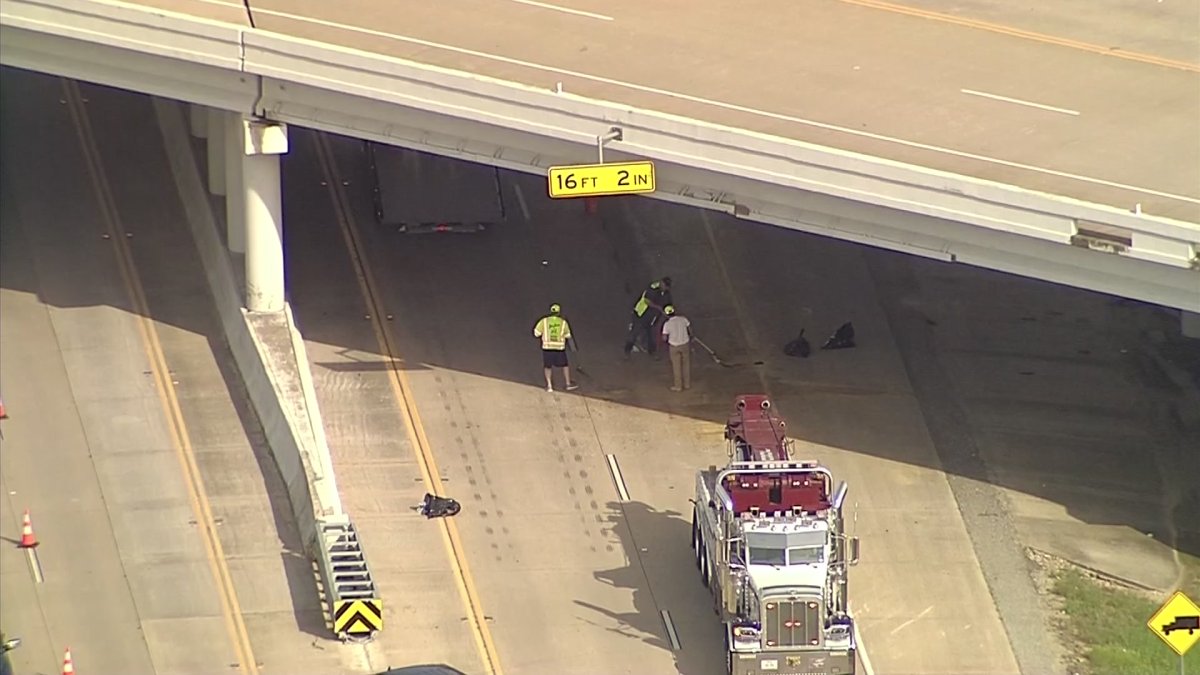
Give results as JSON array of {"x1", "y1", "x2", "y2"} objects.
[{"x1": 317, "y1": 516, "x2": 382, "y2": 642}]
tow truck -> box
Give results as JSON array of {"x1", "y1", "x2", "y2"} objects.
[{"x1": 692, "y1": 395, "x2": 860, "y2": 675}]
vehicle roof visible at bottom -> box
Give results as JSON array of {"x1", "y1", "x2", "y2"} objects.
[{"x1": 378, "y1": 666, "x2": 469, "y2": 675}]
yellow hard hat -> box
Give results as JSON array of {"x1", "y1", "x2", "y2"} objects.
[
  {"x1": 550, "y1": 303, "x2": 561, "y2": 314},
  {"x1": 664, "y1": 305, "x2": 675, "y2": 315}
]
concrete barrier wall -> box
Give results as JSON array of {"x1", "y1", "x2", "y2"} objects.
[{"x1": 152, "y1": 97, "x2": 340, "y2": 554}]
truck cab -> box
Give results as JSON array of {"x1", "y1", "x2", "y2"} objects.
[{"x1": 694, "y1": 395, "x2": 860, "y2": 675}]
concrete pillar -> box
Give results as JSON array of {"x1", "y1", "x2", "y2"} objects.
[
  {"x1": 224, "y1": 112, "x2": 246, "y2": 253},
  {"x1": 206, "y1": 108, "x2": 226, "y2": 196},
  {"x1": 1183, "y1": 311, "x2": 1200, "y2": 339},
  {"x1": 243, "y1": 118, "x2": 289, "y2": 312},
  {"x1": 188, "y1": 103, "x2": 207, "y2": 139}
]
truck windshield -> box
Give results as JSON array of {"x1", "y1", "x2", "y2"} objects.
[
  {"x1": 788, "y1": 546, "x2": 825, "y2": 565},
  {"x1": 748, "y1": 546, "x2": 787, "y2": 566}
]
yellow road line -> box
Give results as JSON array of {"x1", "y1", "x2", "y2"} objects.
[
  {"x1": 313, "y1": 133, "x2": 504, "y2": 675},
  {"x1": 62, "y1": 79, "x2": 259, "y2": 675},
  {"x1": 837, "y1": 0, "x2": 1200, "y2": 73}
]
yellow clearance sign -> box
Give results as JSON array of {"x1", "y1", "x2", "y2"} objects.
[
  {"x1": 547, "y1": 161, "x2": 655, "y2": 198},
  {"x1": 1147, "y1": 590, "x2": 1200, "y2": 656}
]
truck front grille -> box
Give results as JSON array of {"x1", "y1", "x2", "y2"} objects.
[{"x1": 763, "y1": 597, "x2": 822, "y2": 647}]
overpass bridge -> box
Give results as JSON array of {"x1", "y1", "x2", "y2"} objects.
[
  {"x1": 2, "y1": 5, "x2": 1200, "y2": 667},
  {"x1": 2, "y1": 0, "x2": 1198, "y2": 321}
]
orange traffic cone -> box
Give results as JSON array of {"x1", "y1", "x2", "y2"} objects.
[
  {"x1": 19, "y1": 509, "x2": 38, "y2": 548},
  {"x1": 62, "y1": 647, "x2": 75, "y2": 675},
  {"x1": 0, "y1": 398, "x2": 7, "y2": 419}
]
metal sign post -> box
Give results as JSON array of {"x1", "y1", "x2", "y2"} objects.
[{"x1": 596, "y1": 127, "x2": 622, "y2": 164}]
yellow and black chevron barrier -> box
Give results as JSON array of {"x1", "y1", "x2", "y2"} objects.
[{"x1": 333, "y1": 598, "x2": 383, "y2": 637}]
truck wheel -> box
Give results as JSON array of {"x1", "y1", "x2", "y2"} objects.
[
  {"x1": 700, "y1": 544, "x2": 710, "y2": 588},
  {"x1": 691, "y1": 509, "x2": 701, "y2": 565}
]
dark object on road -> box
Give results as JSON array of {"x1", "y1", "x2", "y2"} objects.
[
  {"x1": 783, "y1": 329, "x2": 811, "y2": 358},
  {"x1": 1163, "y1": 615, "x2": 1200, "y2": 635},
  {"x1": 419, "y1": 493, "x2": 461, "y2": 519},
  {"x1": 821, "y1": 322, "x2": 856, "y2": 350}
]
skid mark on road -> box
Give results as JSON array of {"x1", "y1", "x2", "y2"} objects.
[{"x1": 312, "y1": 131, "x2": 504, "y2": 675}]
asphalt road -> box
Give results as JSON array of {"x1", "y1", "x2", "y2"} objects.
[
  {"x1": 0, "y1": 68, "x2": 350, "y2": 675},
  {"x1": 147, "y1": 0, "x2": 1199, "y2": 221}
]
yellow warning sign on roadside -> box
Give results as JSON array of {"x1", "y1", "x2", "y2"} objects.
[
  {"x1": 1147, "y1": 590, "x2": 1200, "y2": 656},
  {"x1": 334, "y1": 598, "x2": 383, "y2": 636}
]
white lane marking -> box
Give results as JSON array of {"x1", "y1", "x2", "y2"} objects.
[
  {"x1": 508, "y1": 0, "x2": 614, "y2": 21},
  {"x1": 961, "y1": 89, "x2": 1080, "y2": 116},
  {"x1": 200, "y1": 1, "x2": 1198, "y2": 205},
  {"x1": 513, "y1": 181, "x2": 532, "y2": 222},
  {"x1": 605, "y1": 453, "x2": 631, "y2": 502},
  {"x1": 854, "y1": 620, "x2": 876, "y2": 675},
  {"x1": 889, "y1": 604, "x2": 933, "y2": 635},
  {"x1": 660, "y1": 610, "x2": 682, "y2": 650},
  {"x1": 26, "y1": 548, "x2": 43, "y2": 584}
]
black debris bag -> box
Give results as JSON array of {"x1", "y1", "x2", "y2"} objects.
[
  {"x1": 783, "y1": 329, "x2": 811, "y2": 358},
  {"x1": 419, "y1": 493, "x2": 461, "y2": 518},
  {"x1": 821, "y1": 322, "x2": 856, "y2": 350}
]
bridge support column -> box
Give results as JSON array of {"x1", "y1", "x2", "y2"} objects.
[
  {"x1": 188, "y1": 103, "x2": 207, "y2": 139},
  {"x1": 1182, "y1": 311, "x2": 1200, "y2": 339},
  {"x1": 205, "y1": 108, "x2": 225, "y2": 196},
  {"x1": 224, "y1": 112, "x2": 246, "y2": 254},
  {"x1": 242, "y1": 118, "x2": 289, "y2": 313}
]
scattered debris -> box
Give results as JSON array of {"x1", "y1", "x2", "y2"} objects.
[
  {"x1": 822, "y1": 322, "x2": 856, "y2": 350},
  {"x1": 418, "y1": 493, "x2": 461, "y2": 519},
  {"x1": 782, "y1": 328, "x2": 811, "y2": 358}
]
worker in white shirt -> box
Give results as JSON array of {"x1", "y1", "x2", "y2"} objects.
[{"x1": 660, "y1": 305, "x2": 692, "y2": 391}]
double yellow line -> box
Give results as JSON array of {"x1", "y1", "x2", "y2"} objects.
[
  {"x1": 312, "y1": 133, "x2": 503, "y2": 675},
  {"x1": 62, "y1": 79, "x2": 258, "y2": 674}
]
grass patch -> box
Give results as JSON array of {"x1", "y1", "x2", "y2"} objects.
[{"x1": 1053, "y1": 567, "x2": 1200, "y2": 675}]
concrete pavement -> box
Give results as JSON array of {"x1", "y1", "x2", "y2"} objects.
[
  {"x1": 281, "y1": 130, "x2": 486, "y2": 675},
  {"x1": 283, "y1": 138, "x2": 1196, "y2": 674},
  {"x1": 0, "y1": 69, "x2": 242, "y2": 675},
  {"x1": 0, "y1": 68, "x2": 347, "y2": 675},
  {"x1": 277, "y1": 132, "x2": 1012, "y2": 674},
  {"x1": 229, "y1": 0, "x2": 1200, "y2": 220}
]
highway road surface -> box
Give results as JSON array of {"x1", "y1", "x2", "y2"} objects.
[
  {"x1": 0, "y1": 68, "x2": 355, "y2": 675},
  {"x1": 282, "y1": 130, "x2": 1198, "y2": 675},
  {"x1": 141, "y1": 0, "x2": 1199, "y2": 221},
  {"x1": 6, "y1": 65, "x2": 1194, "y2": 675}
]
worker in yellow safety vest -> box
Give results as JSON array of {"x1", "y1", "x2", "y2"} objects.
[
  {"x1": 623, "y1": 277, "x2": 673, "y2": 358},
  {"x1": 533, "y1": 303, "x2": 579, "y2": 392}
]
